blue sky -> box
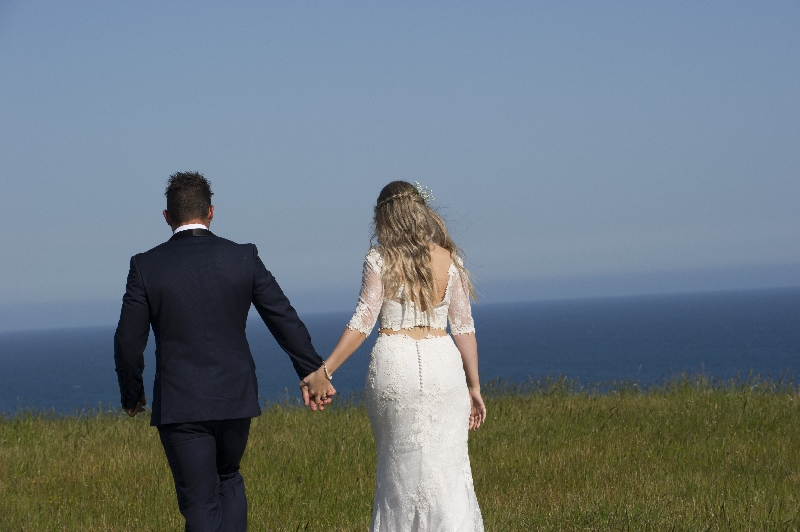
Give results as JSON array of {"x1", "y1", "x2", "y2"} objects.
[{"x1": 1, "y1": 1, "x2": 798, "y2": 330}]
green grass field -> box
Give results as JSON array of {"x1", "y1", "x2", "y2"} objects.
[{"x1": 1, "y1": 377, "x2": 798, "y2": 531}]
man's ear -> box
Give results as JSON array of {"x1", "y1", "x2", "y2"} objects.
[
  {"x1": 163, "y1": 210, "x2": 173, "y2": 227},
  {"x1": 207, "y1": 205, "x2": 214, "y2": 223}
]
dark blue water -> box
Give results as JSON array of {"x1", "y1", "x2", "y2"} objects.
[{"x1": 1, "y1": 288, "x2": 798, "y2": 414}]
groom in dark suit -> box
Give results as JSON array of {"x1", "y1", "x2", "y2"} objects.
[{"x1": 114, "y1": 172, "x2": 334, "y2": 531}]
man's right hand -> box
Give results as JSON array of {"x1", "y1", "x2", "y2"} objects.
[
  {"x1": 300, "y1": 367, "x2": 336, "y2": 411},
  {"x1": 125, "y1": 395, "x2": 146, "y2": 417}
]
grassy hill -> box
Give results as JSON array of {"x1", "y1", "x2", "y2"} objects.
[{"x1": 1, "y1": 377, "x2": 798, "y2": 531}]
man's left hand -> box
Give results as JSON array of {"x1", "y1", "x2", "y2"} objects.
[{"x1": 125, "y1": 395, "x2": 146, "y2": 417}]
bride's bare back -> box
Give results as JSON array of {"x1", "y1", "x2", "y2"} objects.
[
  {"x1": 379, "y1": 243, "x2": 453, "y2": 340},
  {"x1": 430, "y1": 243, "x2": 454, "y2": 304}
]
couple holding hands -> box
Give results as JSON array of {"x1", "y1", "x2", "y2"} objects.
[{"x1": 114, "y1": 172, "x2": 486, "y2": 531}]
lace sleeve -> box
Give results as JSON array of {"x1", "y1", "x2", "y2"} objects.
[
  {"x1": 347, "y1": 248, "x2": 384, "y2": 336},
  {"x1": 448, "y1": 265, "x2": 476, "y2": 335}
]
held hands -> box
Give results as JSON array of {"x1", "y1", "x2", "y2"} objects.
[
  {"x1": 468, "y1": 388, "x2": 486, "y2": 431},
  {"x1": 299, "y1": 365, "x2": 336, "y2": 411},
  {"x1": 125, "y1": 395, "x2": 146, "y2": 417}
]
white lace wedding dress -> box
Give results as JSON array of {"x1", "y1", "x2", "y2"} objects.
[{"x1": 348, "y1": 248, "x2": 484, "y2": 532}]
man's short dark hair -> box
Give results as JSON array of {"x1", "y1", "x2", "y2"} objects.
[{"x1": 165, "y1": 171, "x2": 213, "y2": 225}]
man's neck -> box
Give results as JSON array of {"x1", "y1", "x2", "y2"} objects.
[{"x1": 173, "y1": 222, "x2": 209, "y2": 234}]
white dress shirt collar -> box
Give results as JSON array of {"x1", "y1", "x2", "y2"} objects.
[{"x1": 173, "y1": 223, "x2": 209, "y2": 234}]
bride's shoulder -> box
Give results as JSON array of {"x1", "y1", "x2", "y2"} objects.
[{"x1": 365, "y1": 246, "x2": 383, "y2": 269}]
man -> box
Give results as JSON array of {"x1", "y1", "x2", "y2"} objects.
[{"x1": 114, "y1": 172, "x2": 333, "y2": 531}]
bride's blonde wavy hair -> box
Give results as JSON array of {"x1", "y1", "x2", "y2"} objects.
[{"x1": 372, "y1": 181, "x2": 476, "y2": 317}]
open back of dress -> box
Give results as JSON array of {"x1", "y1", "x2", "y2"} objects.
[{"x1": 347, "y1": 247, "x2": 476, "y2": 336}]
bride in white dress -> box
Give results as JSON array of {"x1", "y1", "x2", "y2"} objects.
[{"x1": 301, "y1": 180, "x2": 486, "y2": 531}]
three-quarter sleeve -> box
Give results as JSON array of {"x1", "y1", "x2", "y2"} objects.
[
  {"x1": 448, "y1": 265, "x2": 476, "y2": 335},
  {"x1": 347, "y1": 248, "x2": 384, "y2": 336}
]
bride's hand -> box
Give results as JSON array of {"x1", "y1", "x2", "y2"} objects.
[
  {"x1": 300, "y1": 367, "x2": 336, "y2": 411},
  {"x1": 468, "y1": 388, "x2": 486, "y2": 431}
]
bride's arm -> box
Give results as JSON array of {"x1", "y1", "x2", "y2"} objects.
[
  {"x1": 449, "y1": 267, "x2": 486, "y2": 430},
  {"x1": 301, "y1": 328, "x2": 366, "y2": 407},
  {"x1": 301, "y1": 249, "x2": 382, "y2": 404},
  {"x1": 453, "y1": 333, "x2": 480, "y2": 391},
  {"x1": 319, "y1": 328, "x2": 367, "y2": 375},
  {"x1": 453, "y1": 332, "x2": 486, "y2": 431}
]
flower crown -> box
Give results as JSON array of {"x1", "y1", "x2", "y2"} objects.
[
  {"x1": 413, "y1": 181, "x2": 435, "y2": 203},
  {"x1": 376, "y1": 182, "x2": 435, "y2": 209}
]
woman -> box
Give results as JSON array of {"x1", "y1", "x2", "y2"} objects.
[{"x1": 302, "y1": 180, "x2": 486, "y2": 531}]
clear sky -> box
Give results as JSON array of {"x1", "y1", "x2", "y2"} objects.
[{"x1": 1, "y1": 1, "x2": 798, "y2": 330}]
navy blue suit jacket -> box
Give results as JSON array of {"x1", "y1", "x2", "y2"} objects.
[{"x1": 114, "y1": 229, "x2": 323, "y2": 426}]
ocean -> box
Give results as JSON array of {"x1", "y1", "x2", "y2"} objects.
[{"x1": 1, "y1": 288, "x2": 798, "y2": 414}]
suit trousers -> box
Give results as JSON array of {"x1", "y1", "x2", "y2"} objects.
[{"x1": 158, "y1": 417, "x2": 251, "y2": 532}]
